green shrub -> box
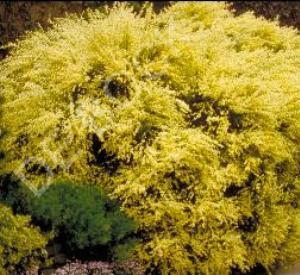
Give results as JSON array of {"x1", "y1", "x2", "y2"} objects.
[
  {"x1": 0, "y1": 174, "x2": 34, "y2": 214},
  {"x1": 28, "y1": 181, "x2": 138, "y2": 260},
  {"x1": 0, "y1": 204, "x2": 49, "y2": 274},
  {"x1": 1, "y1": 2, "x2": 300, "y2": 274},
  {"x1": 0, "y1": 176, "x2": 138, "y2": 261}
]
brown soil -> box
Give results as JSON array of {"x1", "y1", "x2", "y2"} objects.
[
  {"x1": 229, "y1": 1, "x2": 300, "y2": 29},
  {"x1": 0, "y1": 1, "x2": 170, "y2": 59},
  {"x1": 1, "y1": 2, "x2": 300, "y2": 58}
]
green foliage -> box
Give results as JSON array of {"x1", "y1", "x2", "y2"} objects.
[
  {"x1": 0, "y1": 176, "x2": 138, "y2": 261},
  {"x1": 0, "y1": 174, "x2": 34, "y2": 214},
  {"x1": 112, "y1": 238, "x2": 140, "y2": 262},
  {"x1": 1, "y1": 2, "x2": 300, "y2": 274},
  {"x1": 0, "y1": 204, "x2": 49, "y2": 274},
  {"x1": 27, "y1": 181, "x2": 137, "y2": 260}
]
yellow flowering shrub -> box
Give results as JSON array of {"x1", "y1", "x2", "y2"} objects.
[
  {"x1": 0, "y1": 204, "x2": 49, "y2": 274},
  {"x1": 1, "y1": 2, "x2": 300, "y2": 274}
]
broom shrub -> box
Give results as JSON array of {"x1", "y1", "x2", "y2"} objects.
[{"x1": 1, "y1": 2, "x2": 300, "y2": 274}]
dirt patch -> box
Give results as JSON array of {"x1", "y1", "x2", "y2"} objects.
[
  {"x1": 229, "y1": 1, "x2": 300, "y2": 29},
  {"x1": 1, "y1": 1, "x2": 300, "y2": 59}
]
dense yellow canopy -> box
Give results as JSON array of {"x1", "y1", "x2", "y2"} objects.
[{"x1": 1, "y1": 2, "x2": 300, "y2": 274}]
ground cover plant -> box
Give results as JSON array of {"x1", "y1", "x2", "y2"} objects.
[
  {"x1": 0, "y1": 177, "x2": 138, "y2": 263},
  {"x1": 1, "y1": 2, "x2": 300, "y2": 274},
  {"x1": 27, "y1": 180, "x2": 138, "y2": 261}
]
